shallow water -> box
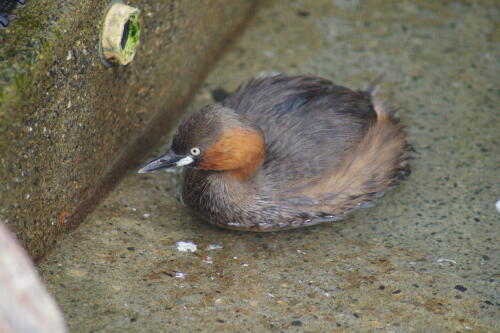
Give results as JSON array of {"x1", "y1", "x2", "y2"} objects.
[{"x1": 39, "y1": 0, "x2": 499, "y2": 331}]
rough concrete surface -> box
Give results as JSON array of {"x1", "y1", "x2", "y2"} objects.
[
  {"x1": 0, "y1": 0, "x2": 258, "y2": 258},
  {"x1": 39, "y1": 0, "x2": 499, "y2": 332}
]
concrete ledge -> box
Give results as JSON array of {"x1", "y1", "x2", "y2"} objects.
[{"x1": 0, "y1": 0, "x2": 259, "y2": 258}]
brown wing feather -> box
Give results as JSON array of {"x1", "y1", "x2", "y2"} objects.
[{"x1": 295, "y1": 101, "x2": 409, "y2": 214}]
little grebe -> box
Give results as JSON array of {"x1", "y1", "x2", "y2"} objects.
[{"x1": 139, "y1": 75, "x2": 409, "y2": 231}]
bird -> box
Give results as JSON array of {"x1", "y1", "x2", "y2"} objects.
[{"x1": 138, "y1": 75, "x2": 410, "y2": 231}]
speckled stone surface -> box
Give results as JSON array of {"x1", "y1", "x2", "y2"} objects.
[
  {"x1": 39, "y1": 0, "x2": 499, "y2": 332},
  {"x1": 0, "y1": 0, "x2": 258, "y2": 258}
]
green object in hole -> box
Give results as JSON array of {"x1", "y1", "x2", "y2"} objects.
[{"x1": 99, "y1": 0, "x2": 141, "y2": 66}]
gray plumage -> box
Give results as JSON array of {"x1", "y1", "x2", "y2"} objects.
[{"x1": 145, "y1": 75, "x2": 409, "y2": 231}]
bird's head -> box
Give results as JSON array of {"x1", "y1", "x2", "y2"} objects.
[{"x1": 138, "y1": 105, "x2": 265, "y2": 181}]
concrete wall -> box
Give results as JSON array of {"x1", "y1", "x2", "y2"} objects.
[{"x1": 0, "y1": 0, "x2": 258, "y2": 258}]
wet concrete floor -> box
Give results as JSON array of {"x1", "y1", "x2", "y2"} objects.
[{"x1": 39, "y1": 0, "x2": 499, "y2": 332}]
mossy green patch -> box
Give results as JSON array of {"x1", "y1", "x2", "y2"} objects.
[{"x1": 122, "y1": 11, "x2": 140, "y2": 60}]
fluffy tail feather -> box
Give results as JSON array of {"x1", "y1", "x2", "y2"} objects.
[{"x1": 302, "y1": 101, "x2": 410, "y2": 215}]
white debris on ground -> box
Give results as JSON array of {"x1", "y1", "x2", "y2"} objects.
[
  {"x1": 176, "y1": 241, "x2": 197, "y2": 252},
  {"x1": 436, "y1": 258, "x2": 457, "y2": 264},
  {"x1": 201, "y1": 256, "x2": 213, "y2": 264},
  {"x1": 496, "y1": 199, "x2": 500, "y2": 213},
  {"x1": 206, "y1": 244, "x2": 223, "y2": 251},
  {"x1": 257, "y1": 70, "x2": 281, "y2": 78}
]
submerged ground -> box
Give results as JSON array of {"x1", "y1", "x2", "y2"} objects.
[{"x1": 39, "y1": 0, "x2": 499, "y2": 332}]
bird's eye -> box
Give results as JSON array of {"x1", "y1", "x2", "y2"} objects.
[{"x1": 190, "y1": 147, "x2": 201, "y2": 156}]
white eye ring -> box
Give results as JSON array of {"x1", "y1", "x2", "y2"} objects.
[{"x1": 190, "y1": 147, "x2": 201, "y2": 156}]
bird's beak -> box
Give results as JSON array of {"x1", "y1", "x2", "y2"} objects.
[{"x1": 138, "y1": 151, "x2": 194, "y2": 173}]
